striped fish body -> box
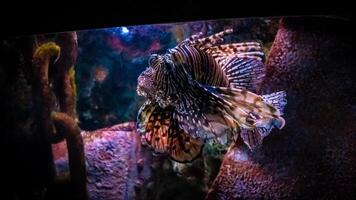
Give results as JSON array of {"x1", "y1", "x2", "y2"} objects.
[
  {"x1": 137, "y1": 44, "x2": 230, "y2": 109},
  {"x1": 168, "y1": 44, "x2": 230, "y2": 87},
  {"x1": 137, "y1": 29, "x2": 287, "y2": 162}
]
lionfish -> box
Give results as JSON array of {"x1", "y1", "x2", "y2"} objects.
[{"x1": 136, "y1": 29, "x2": 287, "y2": 163}]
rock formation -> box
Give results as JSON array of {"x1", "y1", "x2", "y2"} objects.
[{"x1": 206, "y1": 16, "x2": 356, "y2": 200}]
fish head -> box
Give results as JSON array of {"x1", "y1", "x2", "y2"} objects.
[
  {"x1": 137, "y1": 65, "x2": 156, "y2": 97},
  {"x1": 137, "y1": 54, "x2": 176, "y2": 99}
]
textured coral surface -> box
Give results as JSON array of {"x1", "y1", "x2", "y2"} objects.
[
  {"x1": 206, "y1": 16, "x2": 356, "y2": 200},
  {"x1": 54, "y1": 122, "x2": 143, "y2": 200},
  {"x1": 53, "y1": 122, "x2": 210, "y2": 200}
]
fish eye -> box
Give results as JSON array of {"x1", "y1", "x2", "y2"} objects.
[
  {"x1": 163, "y1": 59, "x2": 175, "y2": 72},
  {"x1": 148, "y1": 54, "x2": 160, "y2": 67}
]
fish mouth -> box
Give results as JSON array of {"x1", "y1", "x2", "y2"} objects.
[
  {"x1": 136, "y1": 85, "x2": 146, "y2": 96},
  {"x1": 136, "y1": 75, "x2": 144, "y2": 96},
  {"x1": 137, "y1": 74, "x2": 150, "y2": 97}
]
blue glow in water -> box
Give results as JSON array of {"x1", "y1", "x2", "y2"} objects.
[
  {"x1": 121, "y1": 27, "x2": 129, "y2": 34},
  {"x1": 106, "y1": 27, "x2": 132, "y2": 42}
]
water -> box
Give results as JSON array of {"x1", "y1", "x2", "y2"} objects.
[{"x1": 1, "y1": 16, "x2": 355, "y2": 200}]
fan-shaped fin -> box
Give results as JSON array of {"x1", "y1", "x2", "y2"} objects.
[
  {"x1": 137, "y1": 101, "x2": 203, "y2": 162},
  {"x1": 222, "y1": 58, "x2": 266, "y2": 92}
]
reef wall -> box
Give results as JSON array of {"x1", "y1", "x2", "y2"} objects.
[{"x1": 206, "y1": 16, "x2": 356, "y2": 200}]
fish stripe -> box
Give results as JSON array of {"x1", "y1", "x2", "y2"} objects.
[{"x1": 137, "y1": 29, "x2": 287, "y2": 159}]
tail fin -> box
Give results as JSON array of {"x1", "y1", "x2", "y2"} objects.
[
  {"x1": 240, "y1": 91, "x2": 287, "y2": 150},
  {"x1": 262, "y1": 91, "x2": 287, "y2": 116},
  {"x1": 207, "y1": 87, "x2": 285, "y2": 129}
]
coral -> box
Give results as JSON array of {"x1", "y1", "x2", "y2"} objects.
[
  {"x1": 53, "y1": 32, "x2": 79, "y2": 118},
  {"x1": 83, "y1": 122, "x2": 142, "y2": 200},
  {"x1": 51, "y1": 111, "x2": 87, "y2": 200},
  {"x1": 33, "y1": 42, "x2": 61, "y2": 63},
  {"x1": 69, "y1": 67, "x2": 77, "y2": 104},
  {"x1": 32, "y1": 42, "x2": 61, "y2": 141},
  {"x1": 206, "y1": 141, "x2": 296, "y2": 200},
  {"x1": 52, "y1": 122, "x2": 147, "y2": 200},
  {"x1": 52, "y1": 122, "x2": 217, "y2": 200},
  {"x1": 31, "y1": 33, "x2": 87, "y2": 200}
]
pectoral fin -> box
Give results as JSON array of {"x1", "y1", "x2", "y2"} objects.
[
  {"x1": 174, "y1": 83, "x2": 286, "y2": 144},
  {"x1": 137, "y1": 100, "x2": 203, "y2": 162}
]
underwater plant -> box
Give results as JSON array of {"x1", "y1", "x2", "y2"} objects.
[
  {"x1": 32, "y1": 34, "x2": 88, "y2": 200},
  {"x1": 136, "y1": 29, "x2": 287, "y2": 163}
]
